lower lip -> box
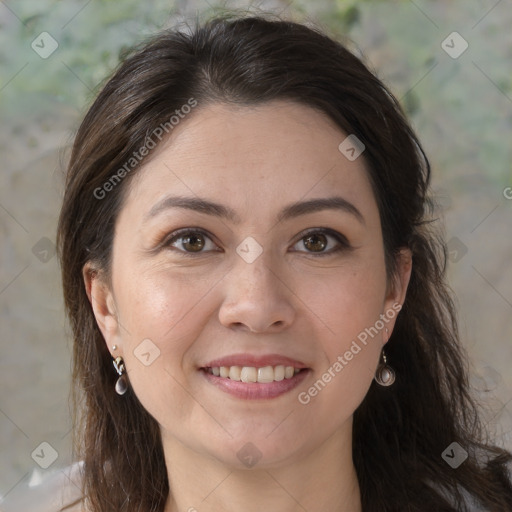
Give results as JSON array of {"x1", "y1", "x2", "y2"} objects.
[{"x1": 200, "y1": 368, "x2": 311, "y2": 399}]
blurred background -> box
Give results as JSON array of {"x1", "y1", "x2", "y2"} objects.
[{"x1": 1, "y1": 0, "x2": 511, "y2": 503}]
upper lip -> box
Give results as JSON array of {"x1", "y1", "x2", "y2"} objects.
[{"x1": 201, "y1": 354, "x2": 309, "y2": 369}]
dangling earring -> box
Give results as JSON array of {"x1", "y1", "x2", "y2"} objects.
[
  {"x1": 113, "y1": 356, "x2": 128, "y2": 395},
  {"x1": 374, "y1": 349, "x2": 395, "y2": 386}
]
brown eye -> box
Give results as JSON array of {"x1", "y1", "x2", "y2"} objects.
[
  {"x1": 292, "y1": 228, "x2": 350, "y2": 256},
  {"x1": 164, "y1": 229, "x2": 217, "y2": 254},
  {"x1": 182, "y1": 233, "x2": 205, "y2": 252},
  {"x1": 303, "y1": 233, "x2": 328, "y2": 252}
]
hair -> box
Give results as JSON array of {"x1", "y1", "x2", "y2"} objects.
[{"x1": 56, "y1": 11, "x2": 512, "y2": 512}]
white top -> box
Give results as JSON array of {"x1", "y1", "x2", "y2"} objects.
[{"x1": 0, "y1": 462, "x2": 83, "y2": 512}]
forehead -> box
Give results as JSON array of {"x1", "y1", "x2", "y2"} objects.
[{"x1": 122, "y1": 100, "x2": 377, "y2": 223}]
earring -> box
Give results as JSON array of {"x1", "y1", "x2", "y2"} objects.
[
  {"x1": 374, "y1": 349, "x2": 395, "y2": 386},
  {"x1": 113, "y1": 356, "x2": 128, "y2": 395}
]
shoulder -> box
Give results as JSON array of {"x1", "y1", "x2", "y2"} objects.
[{"x1": 0, "y1": 462, "x2": 84, "y2": 512}]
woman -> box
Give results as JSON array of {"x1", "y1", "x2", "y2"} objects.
[{"x1": 47, "y1": 11, "x2": 512, "y2": 512}]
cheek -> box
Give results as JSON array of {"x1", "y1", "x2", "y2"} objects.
[
  {"x1": 295, "y1": 269, "x2": 384, "y2": 432},
  {"x1": 110, "y1": 272, "x2": 197, "y2": 402},
  {"x1": 116, "y1": 267, "x2": 216, "y2": 345},
  {"x1": 305, "y1": 253, "x2": 388, "y2": 345},
  {"x1": 112, "y1": 264, "x2": 231, "y2": 419},
  {"x1": 297, "y1": 251, "x2": 387, "y2": 401}
]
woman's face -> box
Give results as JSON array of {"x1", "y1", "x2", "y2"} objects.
[{"x1": 87, "y1": 100, "x2": 410, "y2": 469}]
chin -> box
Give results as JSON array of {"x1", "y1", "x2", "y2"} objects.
[{"x1": 204, "y1": 432, "x2": 308, "y2": 470}]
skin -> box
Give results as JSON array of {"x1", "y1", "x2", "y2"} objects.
[{"x1": 84, "y1": 100, "x2": 412, "y2": 512}]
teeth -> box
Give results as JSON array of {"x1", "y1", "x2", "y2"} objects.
[
  {"x1": 229, "y1": 366, "x2": 242, "y2": 380},
  {"x1": 274, "y1": 365, "x2": 285, "y2": 381},
  {"x1": 257, "y1": 366, "x2": 274, "y2": 383},
  {"x1": 240, "y1": 366, "x2": 257, "y2": 383},
  {"x1": 285, "y1": 366, "x2": 295, "y2": 379},
  {"x1": 207, "y1": 365, "x2": 302, "y2": 383}
]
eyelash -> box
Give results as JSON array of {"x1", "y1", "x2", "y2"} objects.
[{"x1": 161, "y1": 227, "x2": 350, "y2": 257}]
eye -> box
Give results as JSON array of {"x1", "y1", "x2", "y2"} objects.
[
  {"x1": 161, "y1": 227, "x2": 349, "y2": 256},
  {"x1": 291, "y1": 228, "x2": 349, "y2": 256},
  {"x1": 163, "y1": 228, "x2": 218, "y2": 254}
]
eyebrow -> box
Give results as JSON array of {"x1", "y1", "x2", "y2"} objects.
[{"x1": 144, "y1": 195, "x2": 365, "y2": 225}]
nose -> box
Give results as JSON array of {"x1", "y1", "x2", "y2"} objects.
[{"x1": 218, "y1": 253, "x2": 296, "y2": 333}]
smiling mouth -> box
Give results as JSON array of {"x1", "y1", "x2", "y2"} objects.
[{"x1": 201, "y1": 365, "x2": 307, "y2": 383}]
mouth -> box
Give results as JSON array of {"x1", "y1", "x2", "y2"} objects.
[
  {"x1": 202, "y1": 364, "x2": 305, "y2": 382},
  {"x1": 199, "y1": 364, "x2": 311, "y2": 399}
]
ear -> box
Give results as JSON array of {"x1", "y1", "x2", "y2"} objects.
[
  {"x1": 383, "y1": 247, "x2": 412, "y2": 336},
  {"x1": 82, "y1": 261, "x2": 121, "y2": 354}
]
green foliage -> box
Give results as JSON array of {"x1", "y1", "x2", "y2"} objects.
[
  {"x1": 1, "y1": 0, "x2": 510, "y2": 184},
  {"x1": 0, "y1": 0, "x2": 176, "y2": 114}
]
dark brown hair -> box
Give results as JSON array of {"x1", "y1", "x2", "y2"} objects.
[{"x1": 56, "y1": 12, "x2": 512, "y2": 512}]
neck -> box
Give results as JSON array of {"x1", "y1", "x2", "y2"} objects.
[{"x1": 162, "y1": 420, "x2": 361, "y2": 512}]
